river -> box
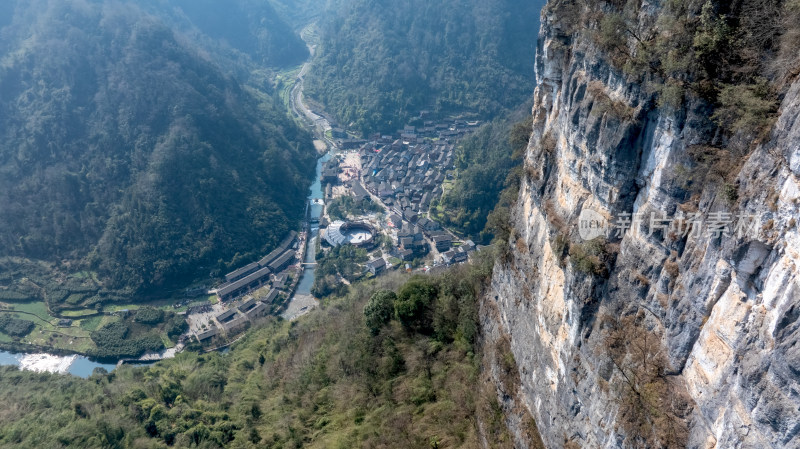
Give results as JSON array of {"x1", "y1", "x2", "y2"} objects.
[
  {"x1": 280, "y1": 150, "x2": 332, "y2": 320},
  {"x1": 298, "y1": 154, "x2": 330, "y2": 296}
]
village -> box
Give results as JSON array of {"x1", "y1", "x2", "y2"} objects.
[
  {"x1": 317, "y1": 117, "x2": 483, "y2": 278},
  {"x1": 181, "y1": 228, "x2": 304, "y2": 344},
  {"x1": 182, "y1": 116, "x2": 486, "y2": 347},
  {"x1": 0, "y1": 78, "x2": 492, "y2": 367}
]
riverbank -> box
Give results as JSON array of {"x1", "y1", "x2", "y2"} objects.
[{"x1": 0, "y1": 340, "x2": 88, "y2": 359}]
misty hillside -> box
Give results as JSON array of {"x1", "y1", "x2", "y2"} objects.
[
  {"x1": 305, "y1": 0, "x2": 546, "y2": 135},
  {"x1": 0, "y1": 0, "x2": 315, "y2": 294},
  {"x1": 140, "y1": 0, "x2": 309, "y2": 70},
  {"x1": 267, "y1": 0, "x2": 348, "y2": 30}
]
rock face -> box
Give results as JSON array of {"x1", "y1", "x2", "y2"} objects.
[{"x1": 482, "y1": 2, "x2": 800, "y2": 448}]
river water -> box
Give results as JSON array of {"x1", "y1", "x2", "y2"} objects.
[
  {"x1": 297, "y1": 153, "x2": 330, "y2": 295},
  {"x1": 0, "y1": 350, "x2": 117, "y2": 378},
  {"x1": 280, "y1": 151, "x2": 332, "y2": 323}
]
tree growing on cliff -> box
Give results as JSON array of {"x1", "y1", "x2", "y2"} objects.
[{"x1": 601, "y1": 310, "x2": 692, "y2": 448}]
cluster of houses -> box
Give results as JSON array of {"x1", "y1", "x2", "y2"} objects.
[
  {"x1": 392, "y1": 222, "x2": 431, "y2": 260},
  {"x1": 360, "y1": 140, "x2": 452, "y2": 213},
  {"x1": 196, "y1": 232, "x2": 300, "y2": 343},
  {"x1": 314, "y1": 119, "x2": 481, "y2": 282},
  {"x1": 353, "y1": 120, "x2": 478, "y2": 215},
  {"x1": 394, "y1": 217, "x2": 453, "y2": 250},
  {"x1": 363, "y1": 222, "x2": 478, "y2": 276},
  {"x1": 385, "y1": 219, "x2": 468, "y2": 261},
  {"x1": 441, "y1": 240, "x2": 477, "y2": 265},
  {"x1": 321, "y1": 118, "x2": 480, "y2": 232},
  {"x1": 397, "y1": 119, "x2": 479, "y2": 142},
  {"x1": 215, "y1": 231, "x2": 298, "y2": 302},
  {"x1": 196, "y1": 284, "x2": 285, "y2": 343},
  {"x1": 332, "y1": 118, "x2": 478, "y2": 150}
]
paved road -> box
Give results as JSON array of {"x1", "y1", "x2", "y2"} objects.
[{"x1": 290, "y1": 43, "x2": 337, "y2": 151}]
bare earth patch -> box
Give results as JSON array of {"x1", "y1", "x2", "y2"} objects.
[{"x1": 281, "y1": 294, "x2": 318, "y2": 321}]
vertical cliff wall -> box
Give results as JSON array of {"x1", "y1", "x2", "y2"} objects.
[{"x1": 482, "y1": 1, "x2": 800, "y2": 447}]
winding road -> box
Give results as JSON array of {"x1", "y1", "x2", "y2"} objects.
[{"x1": 289, "y1": 41, "x2": 336, "y2": 150}]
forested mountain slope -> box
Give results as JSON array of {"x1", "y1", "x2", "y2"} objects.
[
  {"x1": 0, "y1": 0, "x2": 315, "y2": 295},
  {"x1": 0, "y1": 254, "x2": 542, "y2": 449},
  {"x1": 434, "y1": 105, "x2": 532, "y2": 242},
  {"x1": 305, "y1": 0, "x2": 546, "y2": 135},
  {"x1": 267, "y1": 0, "x2": 348, "y2": 30}
]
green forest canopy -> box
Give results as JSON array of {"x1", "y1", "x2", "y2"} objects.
[
  {"x1": 0, "y1": 250, "x2": 534, "y2": 449},
  {"x1": 305, "y1": 0, "x2": 545, "y2": 135},
  {"x1": 436, "y1": 110, "x2": 531, "y2": 241}
]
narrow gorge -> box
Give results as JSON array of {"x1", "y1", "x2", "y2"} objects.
[{"x1": 2, "y1": 1, "x2": 799, "y2": 448}]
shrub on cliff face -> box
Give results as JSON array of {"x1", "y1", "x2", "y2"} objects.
[
  {"x1": 693, "y1": 0, "x2": 733, "y2": 72},
  {"x1": 587, "y1": 0, "x2": 788, "y2": 143},
  {"x1": 569, "y1": 238, "x2": 610, "y2": 277},
  {"x1": 654, "y1": 79, "x2": 685, "y2": 110},
  {"x1": 597, "y1": 13, "x2": 630, "y2": 66},
  {"x1": 494, "y1": 334, "x2": 520, "y2": 393},
  {"x1": 552, "y1": 233, "x2": 570, "y2": 267},
  {"x1": 712, "y1": 81, "x2": 779, "y2": 139},
  {"x1": 774, "y1": 0, "x2": 800, "y2": 81},
  {"x1": 602, "y1": 311, "x2": 692, "y2": 448},
  {"x1": 587, "y1": 81, "x2": 637, "y2": 121},
  {"x1": 677, "y1": 144, "x2": 749, "y2": 205}
]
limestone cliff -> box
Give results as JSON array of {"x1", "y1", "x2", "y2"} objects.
[{"x1": 481, "y1": 1, "x2": 800, "y2": 447}]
